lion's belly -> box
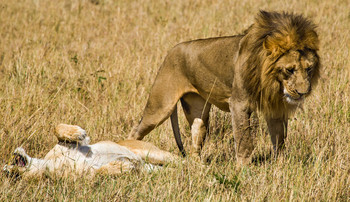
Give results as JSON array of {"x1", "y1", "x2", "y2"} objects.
[
  {"x1": 193, "y1": 89, "x2": 230, "y2": 112},
  {"x1": 46, "y1": 143, "x2": 141, "y2": 171},
  {"x1": 85, "y1": 142, "x2": 142, "y2": 168},
  {"x1": 189, "y1": 75, "x2": 232, "y2": 112},
  {"x1": 210, "y1": 99, "x2": 230, "y2": 112}
]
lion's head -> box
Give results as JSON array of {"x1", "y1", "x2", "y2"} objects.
[{"x1": 240, "y1": 11, "x2": 320, "y2": 118}]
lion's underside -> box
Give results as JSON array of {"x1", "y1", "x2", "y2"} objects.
[{"x1": 4, "y1": 124, "x2": 177, "y2": 178}]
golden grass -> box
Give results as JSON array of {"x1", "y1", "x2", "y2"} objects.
[{"x1": 0, "y1": 0, "x2": 349, "y2": 200}]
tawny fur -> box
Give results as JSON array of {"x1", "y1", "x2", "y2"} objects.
[
  {"x1": 127, "y1": 10, "x2": 321, "y2": 165},
  {"x1": 241, "y1": 11, "x2": 320, "y2": 118},
  {"x1": 3, "y1": 124, "x2": 178, "y2": 178}
]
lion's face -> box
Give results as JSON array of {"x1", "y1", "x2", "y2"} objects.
[
  {"x1": 275, "y1": 49, "x2": 319, "y2": 105},
  {"x1": 3, "y1": 148, "x2": 29, "y2": 178}
]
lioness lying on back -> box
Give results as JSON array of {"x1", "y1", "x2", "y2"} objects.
[{"x1": 3, "y1": 124, "x2": 178, "y2": 178}]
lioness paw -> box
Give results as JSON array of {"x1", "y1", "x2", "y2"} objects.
[{"x1": 55, "y1": 124, "x2": 88, "y2": 144}]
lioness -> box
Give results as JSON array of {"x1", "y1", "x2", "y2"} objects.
[
  {"x1": 128, "y1": 11, "x2": 320, "y2": 165},
  {"x1": 3, "y1": 124, "x2": 178, "y2": 178}
]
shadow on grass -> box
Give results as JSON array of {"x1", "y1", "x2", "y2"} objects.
[{"x1": 251, "y1": 152, "x2": 273, "y2": 166}]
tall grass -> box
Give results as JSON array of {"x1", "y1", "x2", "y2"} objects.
[{"x1": 1, "y1": 0, "x2": 349, "y2": 200}]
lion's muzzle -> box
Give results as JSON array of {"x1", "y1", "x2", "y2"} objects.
[{"x1": 283, "y1": 88, "x2": 305, "y2": 104}]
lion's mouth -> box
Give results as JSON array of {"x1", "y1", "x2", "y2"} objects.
[
  {"x1": 13, "y1": 154, "x2": 28, "y2": 167},
  {"x1": 284, "y1": 89, "x2": 304, "y2": 104},
  {"x1": 2, "y1": 153, "x2": 28, "y2": 178}
]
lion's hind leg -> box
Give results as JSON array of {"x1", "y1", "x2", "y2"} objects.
[
  {"x1": 127, "y1": 55, "x2": 195, "y2": 141},
  {"x1": 118, "y1": 140, "x2": 179, "y2": 165},
  {"x1": 55, "y1": 124, "x2": 90, "y2": 145},
  {"x1": 127, "y1": 77, "x2": 185, "y2": 141},
  {"x1": 95, "y1": 160, "x2": 135, "y2": 175},
  {"x1": 180, "y1": 93, "x2": 211, "y2": 156}
]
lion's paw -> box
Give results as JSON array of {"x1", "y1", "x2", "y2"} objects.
[{"x1": 55, "y1": 124, "x2": 89, "y2": 144}]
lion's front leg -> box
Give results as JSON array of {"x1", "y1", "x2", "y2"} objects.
[
  {"x1": 230, "y1": 100, "x2": 255, "y2": 165},
  {"x1": 265, "y1": 117, "x2": 288, "y2": 153}
]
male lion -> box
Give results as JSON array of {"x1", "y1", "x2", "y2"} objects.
[
  {"x1": 128, "y1": 11, "x2": 320, "y2": 165},
  {"x1": 3, "y1": 124, "x2": 177, "y2": 178}
]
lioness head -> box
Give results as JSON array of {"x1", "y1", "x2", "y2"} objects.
[{"x1": 3, "y1": 147, "x2": 30, "y2": 178}]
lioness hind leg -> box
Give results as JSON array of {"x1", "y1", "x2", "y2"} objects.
[
  {"x1": 55, "y1": 124, "x2": 88, "y2": 144},
  {"x1": 180, "y1": 93, "x2": 211, "y2": 155},
  {"x1": 96, "y1": 161, "x2": 135, "y2": 175},
  {"x1": 118, "y1": 140, "x2": 179, "y2": 165}
]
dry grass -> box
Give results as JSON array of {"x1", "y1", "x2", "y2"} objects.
[{"x1": 1, "y1": 0, "x2": 349, "y2": 200}]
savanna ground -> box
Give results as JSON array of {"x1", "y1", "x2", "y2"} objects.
[{"x1": 0, "y1": 0, "x2": 349, "y2": 200}]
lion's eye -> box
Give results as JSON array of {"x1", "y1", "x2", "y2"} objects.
[{"x1": 286, "y1": 68, "x2": 295, "y2": 74}]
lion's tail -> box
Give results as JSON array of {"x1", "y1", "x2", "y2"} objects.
[{"x1": 170, "y1": 105, "x2": 186, "y2": 157}]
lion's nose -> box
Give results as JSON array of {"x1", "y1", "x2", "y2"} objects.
[{"x1": 296, "y1": 86, "x2": 310, "y2": 96}]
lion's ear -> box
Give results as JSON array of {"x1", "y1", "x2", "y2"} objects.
[
  {"x1": 263, "y1": 35, "x2": 281, "y2": 58},
  {"x1": 263, "y1": 33, "x2": 297, "y2": 58},
  {"x1": 304, "y1": 30, "x2": 319, "y2": 51}
]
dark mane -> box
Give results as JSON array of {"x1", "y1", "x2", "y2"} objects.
[{"x1": 240, "y1": 10, "x2": 320, "y2": 118}]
